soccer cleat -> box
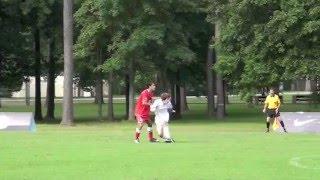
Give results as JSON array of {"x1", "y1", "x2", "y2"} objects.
[
  {"x1": 134, "y1": 139, "x2": 140, "y2": 144},
  {"x1": 164, "y1": 138, "x2": 175, "y2": 143},
  {"x1": 149, "y1": 138, "x2": 159, "y2": 143},
  {"x1": 284, "y1": 129, "x2": 288, "y2": 133},
  {"x1": 265, "y1": 129, "x2": 270, "y2": 133}
]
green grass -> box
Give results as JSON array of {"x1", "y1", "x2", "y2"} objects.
[{"x1": 1, "y1": 103, "x2": 320, "y2": 179}]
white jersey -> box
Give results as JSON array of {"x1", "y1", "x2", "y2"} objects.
[{"x1": 150, "y1": 99, "x2": 173, "y2": 123}]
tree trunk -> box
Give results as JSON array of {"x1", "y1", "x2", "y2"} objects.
[
  {"x1": 216, "y1": 77, "x2": 226, "y2": 118},
  {"x1": 34, "y1": 28, "x2": 43, "y2": 121},
  {"x1": 299, "y1": 80, "x2": 306, "y2": 91},
  {"x1": 224, "y1": 81, "x2": 229, "y2": 104},
  {"x1": 46, "y1": 37, "x2": 55, "y2": 121},
  {"x1": 96, "y1": 77, "x2": 103, "y2": 121},
  {"x1": 90, "y1": 90, "x2": 94, "y2": 97},
  {"x1": 108, "y1": 71, "x2": 114, "y2": 121},
  {"x1": 128, "y1": 60, "x2": 135, "y2": 120},
  {"x1": 125, "y1": 74, "x2": 129, "y2": 119},
  {"x1": 94, "y1": 89, "x2": 98, "y2": 103},
  {"x1": 25, "y1": 77, "x2": 30, "y2": 106},
  {"x1": 311, "y1": 80, "x2": 317, "y2": 92},
  {"x1": 305, "y1": 79, "x2": 311, "y2": 91},
  {"x1": 77, "y1": 85, "x2": 81, "y2": 97},
  {"x1": 215, "y1": 22, "x2": 226, "y2": 119},
  {"x1": 61, "y1": 0, "x2": 74, "y2": 126},
  {"x1": 158, "y1": 71, "x2": 167, "y2": 93},
  {"x1": 97, "y1": 44, "x2": 105, "y2": 120},
  {"x1": 94, "y1": 78, "x2": 104, "y2": 104},
  {"x1": 290, "y1": 82, "x2": 296, "y2": 91},
  {"x1": 207, "y1": 44, "x2": 215, "y2": 117},
  {"x1": 174, "y1": 72, "x2": 182, "y2": 119},
  {"x1": 175, "y1": 84, "x2": 182, "y2": 119},
  {"x1": 170, "y1": 81, "x2": 176, "y2": 109},
  {"x1": 180, "y1": 85, "x2": 189, "y2": 112}
]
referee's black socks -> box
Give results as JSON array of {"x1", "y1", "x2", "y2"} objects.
[{"x1": 280, "y1": 120, "x2": 287, "y2": 132}]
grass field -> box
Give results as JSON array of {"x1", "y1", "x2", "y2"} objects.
[{"x1": 1, "y1": 103, "x2": 320, "y2": 179}]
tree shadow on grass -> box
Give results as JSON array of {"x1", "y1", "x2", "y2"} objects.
[
  {"x1": 35, "y1": 104, "x2": 319, "y2": 126},
  {"x1": 37, "y1": 115, "x2": 128, "y2": 125}
]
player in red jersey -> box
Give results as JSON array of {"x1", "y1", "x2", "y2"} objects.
[{"x1": 134, "y1": 82, "x2": 158, "y2": 143}]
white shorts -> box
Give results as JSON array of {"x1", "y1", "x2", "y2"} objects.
[
  {"x1": 155, "y1": 121, "x2": 167, "y2": 131},
  {"x1": 155, "y1": 120, "x2": 171, "y2": 139}
]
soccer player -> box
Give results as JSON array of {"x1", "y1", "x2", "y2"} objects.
[
  {"x1": 151, "y1": 93, "x2": 175, "y2": 143},
  {"x1": 134, "y1": 82, "x2": 158, "y2": 143},
  {"x1": 263, "y1": 88, "x2": 287, "y2": 133}
]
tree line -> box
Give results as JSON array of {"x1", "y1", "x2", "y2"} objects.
[{"x1": 0, "y1": 0, "x2": 319, "y2": 125}]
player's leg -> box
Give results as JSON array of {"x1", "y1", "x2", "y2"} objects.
[
  {"x1": 163, "y1": 122, "x2": 170, "y2": 139},
  {"x1": 134, "y1": 116, "x2": 144, "y2": 143},
  {"x1": 163, "y1": 122, "x2": 174, "y2": 143},
  {"x1": 266, "y1": 117, "x2": 271, "y2": 133},
  {"x1": 146, "y1": 121, "x2": 158, "y2": 142},
  {"x1": 155, "y1": 121, "x2": 164, "y2": 138},
  {"x1": 266, "y1": 109, "x2": 275, "y2": 133},
  {"x1": 276, "y1": 114, "x2": 287, "y2": 133}
]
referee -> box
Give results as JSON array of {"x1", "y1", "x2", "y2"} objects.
[{"x1": 262, "y1": 88, "x2": 287, "y2": 133}]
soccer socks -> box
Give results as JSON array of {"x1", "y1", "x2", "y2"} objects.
[
  {"x1": 135, "y1": 128, "x2": 141, "y2": 140},
  {"x1": 147, "y1": 127, "x2": 154, "y2": 141},
  {"x1": 266, "y1": 122, "x2": 270, "y2": 130},
  {"x1": 135, "y1": 126, "x2": 159, "y2": 142},
  {"x1": 279, "y1": 120, "x2": 287, "y2": 132}
]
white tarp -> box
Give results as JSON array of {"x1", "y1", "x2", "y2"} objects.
[
  {"x1": 0, "y1": 112, "x2": 36, "y2": 132},
  {"x1": 280, "y1": 112, "x2": 320, "y2": 133}
]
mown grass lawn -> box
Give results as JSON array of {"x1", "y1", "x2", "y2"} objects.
[{"x1": 1, "y1": 103, "x2": 319, "y2": 179}]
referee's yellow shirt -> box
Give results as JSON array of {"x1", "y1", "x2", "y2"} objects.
[{"x1": 265, "y1": 95, "x2": 281, "y2": 109}]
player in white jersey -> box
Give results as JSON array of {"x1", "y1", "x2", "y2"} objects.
[{"x1": 150, "y1": 93, "x2": 175, "y2": 143}]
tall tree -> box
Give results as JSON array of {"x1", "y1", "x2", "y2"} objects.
[
  {"x1": 107, "y1": 71, "x2": 114, "y2": 120},
  {"x1": 21, "y1": 0, "x2": 59, "y2": 121},
  {"x1": 207, "y1": 0, "x2": 320, "y2": 101},
  {"x1": 96, "y1": 46, "x2": 103, "y2": 121},
  {"x1": 125, "y1": 74, "x2": 130, "y2": 119},
  {"x1": 43, "y1": 0, "x2": 63, "y2": 121},
  {"x1": 33, "y1": 26, "x2": 43, "y2": 121},
  {"x1": 207, "y1": 44, "x2": 215, "y2": 117},
  {"x1": 175, "y1": 71, "x2": 182, "y2": 119},
  {"x1": 74, "y1": 0, "x2": 115, "y2": 120},
  {"x1": 0, "y1": 0, "x2": 33, "y2": 106},
  {"x1": 128, "y1": 59, "x2": 136, "y2": 120},
  {"x1": 180, "y1": 85, "x2": 189, "y2": 112},
  {"x1": 215, "y1": 22, "x2": 226, "y2": 119},
  {"x1": 61, "y1": 0, "x2": 74, "y2": 125},
  {"x1": 45, "y1": 37, "x2": 55, "y2": 121},
  {"x1": 25, "y1": 77, "x2": 31, "y2": 106}
]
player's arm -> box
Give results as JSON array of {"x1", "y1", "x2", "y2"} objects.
[
  {"x1": 150, "y1": 100, "x2": 158, "y2": 112},
  {"x1": 142, "y1": 98, "x2": 151, "y2": 106},
  {"x1": 168, "y1": 101, "x2": 173, "y2": 109},
  {"x1": 167, "y1": 101, "x2": 175, "y2": 113}
]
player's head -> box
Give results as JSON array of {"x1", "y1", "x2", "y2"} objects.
[
  {"x1": 160, "y1": 93, "x2": 170, "y2": 101},
  {"x1": 269, "y1": 88, "x2": 275, "y2": 96},
  {"x1": 147, "y1": 82, "x2": 156, "y2": 92}
]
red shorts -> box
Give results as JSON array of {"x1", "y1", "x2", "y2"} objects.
[{"x1": 135, "y1": 115, "x2": 150, "y2": 124}]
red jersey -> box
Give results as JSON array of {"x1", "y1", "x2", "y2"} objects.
[{"x1": 135, "y1": 89, "x2": 153, "y2": 119}]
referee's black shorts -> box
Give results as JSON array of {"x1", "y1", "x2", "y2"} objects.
[{"x1": 266, "y1": 108, "x2": 280, "y2": 118}]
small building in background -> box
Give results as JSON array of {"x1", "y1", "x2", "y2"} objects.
[{"x1": 12, "y1": 76, "x2": 109, "y2": 98}]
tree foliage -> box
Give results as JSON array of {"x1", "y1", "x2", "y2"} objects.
[{"x1": 207, "y1": 0, "x2": 320, "y2": 99}]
